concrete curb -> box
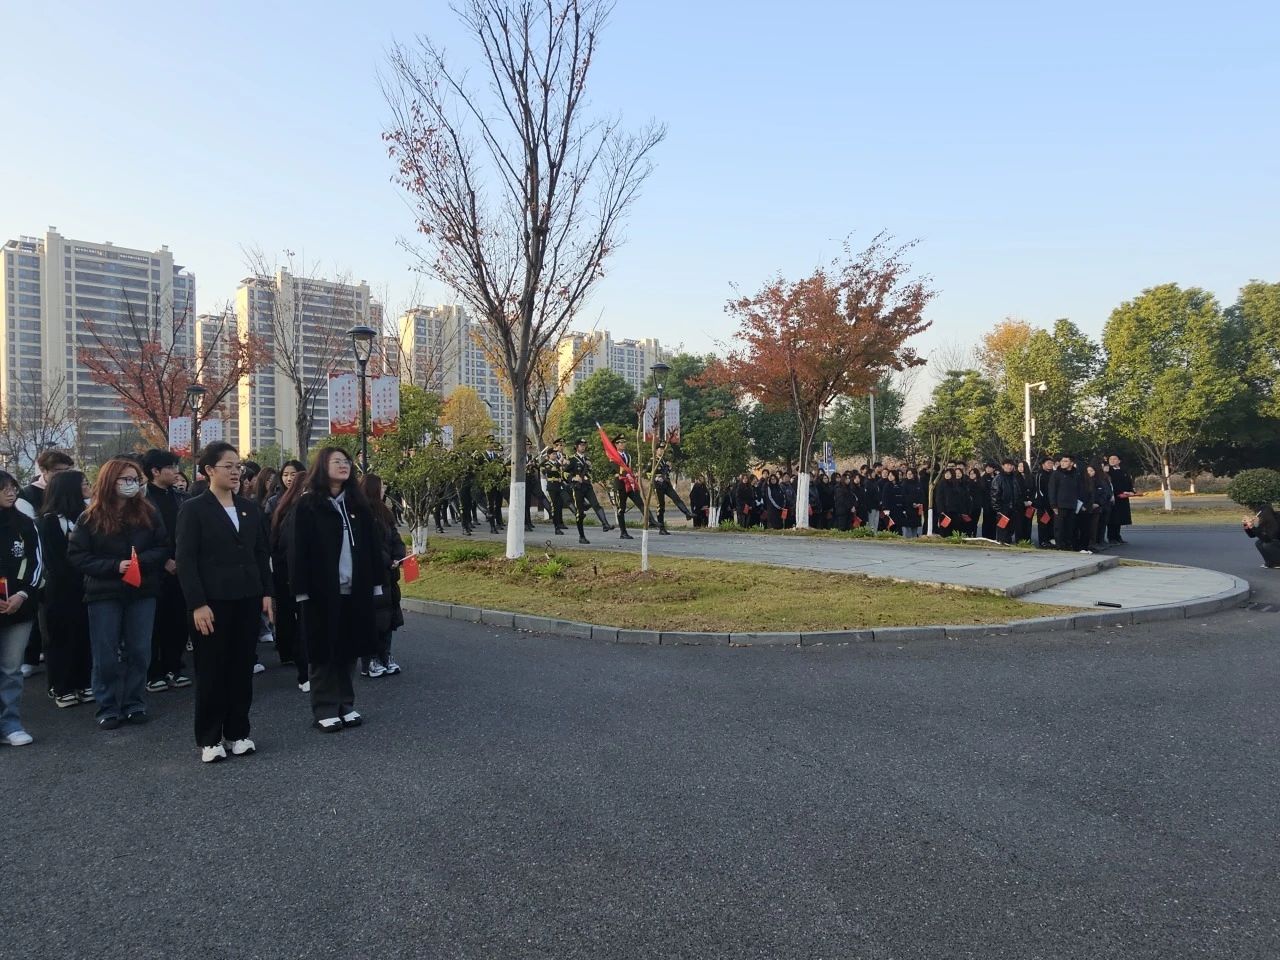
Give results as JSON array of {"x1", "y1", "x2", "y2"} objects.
[{"x1": 400, "y1": 571, "x2": 1250, "y2": 648}]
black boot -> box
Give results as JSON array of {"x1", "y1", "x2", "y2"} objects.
[
  {"x1": 595, "y1": 507, "x2": 614, "y2": 533},
  {"x1": 659, "y1": 524, "x2": 670, "y2": 536},
  {"x1": 619, "y1": 518, "x2": 633, "y2": 540},
  {"x1": 579, "y1": 534, "x2": 590, "y2": 544}
]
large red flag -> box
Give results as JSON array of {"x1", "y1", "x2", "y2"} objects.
[{"x1": 597, "y1": 423, "x2": 638, "y2": 492}]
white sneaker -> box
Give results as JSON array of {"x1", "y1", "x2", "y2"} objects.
[
  {"x1": 383, "y1": 657, "x2": 401, "y2": 676},
  {"x1": 298, "y1": 681, "x2": 311, "y2": 693},
  {"x1": 3, "y1": 730, "x2": 34, "y2": 746},
  {"x1": 201, "y1": 744, "x2": 227, "y2": 763},
  {"x1": 19, "y1": 663, "x2": 37, "y2": 679},
  {"x1": 341, "y1": 710, "x2": 363, "y2": 728},
  {"x1": 364, "y1": 660, "x2": 386, "y2": 679},
  {"x1": 252, "y1": 662, "x2": 265, "y2": 675},
  {"x1": 227, "y1": 738, "x2": 256, "y2": 756}
]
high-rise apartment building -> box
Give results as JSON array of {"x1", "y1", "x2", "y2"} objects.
[
  {"x1": 234, "y1": 269, "x2": 370, "y2": 455},
  {"x1": 557, "y1": 329, "x2": 664, "y2": 395},
  {"x1": 397, "y1": 304, "x2": 517, "y2": 440},
  {"x1": 1, "y1": 228, "x2": 195, "y2": 452}
]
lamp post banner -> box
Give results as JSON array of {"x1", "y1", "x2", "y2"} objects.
[
  {"x1": 328, "y1": 373, "x2": 360, "y2": 435},
  {"x1": 642, "y1": 396, "x2": 659, "y2": 442},
  {"x1": 168, "y1": 417, "x2": 193, "y2": 458},
  {"x1": 199, "y1": 419, "x2": 224, "y2": 448},
  {"x1": 441, "y1": 425, "x2": 454, "y2": 450},
  {"x1": 663, "y1": 398, "x2": 681, "y2": 443},
  {"x1": 371, "y1": 376, "x2": 400, "y2": 436}
]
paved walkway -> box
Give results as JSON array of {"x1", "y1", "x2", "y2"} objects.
[{"x1": 434, "y1": 525, "x2": 1246, "y2": 612}]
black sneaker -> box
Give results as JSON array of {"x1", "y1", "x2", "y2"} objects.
[
  {"x1": 98, "y1": 716, "x2": 121, "y2": 731},
  {"x1": 125, "y1": 712, "x2": 149, "y2": 725}
]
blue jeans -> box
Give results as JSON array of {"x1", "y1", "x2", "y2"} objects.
[
  {"x1": 88, "y1": 597, "x2": 156, "y2": 722},
  {"x1": 0, "y1": 619, "x2": 30, "y2": 736}
]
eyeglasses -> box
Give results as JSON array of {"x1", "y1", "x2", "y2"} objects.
[{"x1": 213, "y1": 463, "x2": 242, "y2": 472}]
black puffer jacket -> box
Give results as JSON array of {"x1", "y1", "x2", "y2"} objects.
[{"x1": 68, "y1": 514, "x2": 169, "y2": 602}]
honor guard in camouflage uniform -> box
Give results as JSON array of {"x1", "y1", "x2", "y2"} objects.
[
  {"x1": 542, "y1": 439, "x2": 569, "y2": 535},
  {"x1": 567, "y1": 438, "x2": 613, "y2": 544},
  {"x1": 648, "y1": 441, "x2": 692, "y2": 535}
]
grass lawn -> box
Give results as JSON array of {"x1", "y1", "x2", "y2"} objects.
[
  {"x1": 1129, "y1": 494, "x2": 1245, "y2": 526},
  {"x1": 401, "y1": 542, "x2": 1066, "y2": 632}
]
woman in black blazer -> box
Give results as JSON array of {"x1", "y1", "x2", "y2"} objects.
[
  {"x1": 287, "y1": 447, "x2": 384, "y2": 732},
  {"x1": 176, "y1": 442, "x2": 272, "y2": 764}
]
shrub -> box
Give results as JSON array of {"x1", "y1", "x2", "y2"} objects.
[{"x1": 1226, "y1": 469, "x2": 1280, "y2": 507}]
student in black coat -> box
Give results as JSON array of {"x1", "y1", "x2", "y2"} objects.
[
  {"x1": 37, "y1": 471, "x2": 94, "y2": 708},
  {"x1": 832, "y1": 474, "x2": 853, "y2": 531},
  {"x1": 142, "y1": 449, "x2": 191, "y2": 692},
  {"x1": 287, "y1": 447, "x2": 384, "y2": 732},
  {"x1": 68, "y1": 459, "x2": 170, "y2": 730},
  {"x1": 689, "y1": 477, "x2": 710, "y2": 528},
  {"x1": 268, "y1": 463, "x2": 308, "y2": 689},
  {"x1": 0, "y1": 471, "x2": 43, "y2": 747},
  {"x1": 901, "y1": 469, "x2": 924, "y2": 538},
  {"x1": 1046, "y1": 454, "x2": 1083, "y2": 552},
  {"x1": 1033, "y1": 457, "x2": 1056, "y2": 547},
  {"x1": 176, "y1": 443, "x2": 273, "y2": 763},
  {"x1": 990, "y1": 460, "x2": 1021, "y2": 545},
  {"x1": 359, "y1": 474, "x2": 406, "y2": 678},
  {"x1": 1106, "y1": 455, "x2": 1136, "y2": 543},
  {"x1": 763, "y1": 476, "x2": 786, "y2": 530}
]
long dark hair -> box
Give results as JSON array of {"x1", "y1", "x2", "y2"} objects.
[
  {"x1": 302, "y1": 446, "x2": 370, "y2": 513},
  {"x1": 360, "y1": 474, "x2": 396, "y2": 532},
  {"x1": 42, "y1": 470, "x2": 87, "y2": 520},
  {"x1": 81, "y1": 458, "x2": 157, "y2": 535}
]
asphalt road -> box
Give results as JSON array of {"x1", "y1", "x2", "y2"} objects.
[{"x1": 4, "y1": 521, "x2": 1277, "y2": 959}]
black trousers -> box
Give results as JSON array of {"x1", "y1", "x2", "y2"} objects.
[
  {"x1": 307, "y1": 596, "x2": 357, "y2": 722},
  {"x1": 191, "y1": 597, "x2": 260, "y2": 747},
  {"x1": 485, "y1": 489, "x2": 504, "y2": 527},
  {"x1": 994, "y1": 509, "x2": 1015, "y2": 544},
  {"x1": 44, "y1": 599, "x2": 92, "y2": 696},
  {"x1": 1106, "y1": 516, "x2": 1126, "y2": 542},
  {"x1": 615, "y1": 484, "x2": 654, "y2": 531},
  {"x1": 272, "y1": 576, "x2": 307, "y2": 685},
  {"x1": 655, "y1": 482, "x2": 689, "y2": 525},
  {"x1": 23, "y1": 616, "x2": 41, "y2": 668},
  {"x1": 1053, "y1": 509, "x2": 1077, "y2": 551},
  {"x1": 149, "y1": 575, "x2": 188, "y2": 680},
  {"x1": 548, "y1": 481, "x2": 567, "y2": 530}
]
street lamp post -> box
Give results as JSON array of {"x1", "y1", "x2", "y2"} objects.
[
  {"x1": 1023, "y1": 381, "x2": 1047, "y2": 466},
  {"x1": 347, "y1": 324, "x2": 377, "y2": 472},
  {"x1": 640, "y1": 360, "x2": 670, "y2": 573},
  {"x1": 185, "y1": 383, "x2": 207, "y2": 471}
]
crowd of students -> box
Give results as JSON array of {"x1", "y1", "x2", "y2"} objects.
[
  {"x1": 0, "y1": 444, "x2": 407, "y2": 762},
  {"x1": 706, "y1": 453, "x2": 1137, "y2": 550}
]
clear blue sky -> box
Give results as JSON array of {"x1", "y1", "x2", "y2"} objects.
[{"x1": 3, "y1": 0, "x2": 1276, "y2": 374}]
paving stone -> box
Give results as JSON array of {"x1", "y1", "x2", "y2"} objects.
[
  {"x1": 590, "y1": 625, "x2": 619, "y2": 642},
  {"x1": 450, "y1": 605, "x2": 482, "y2": 623},
  {"x1": 480, "y1": 609, "x2": 515, "y2": 627}
]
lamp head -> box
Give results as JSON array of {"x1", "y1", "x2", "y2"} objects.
[
  {"x1": 348, "y1": 324, "x2": 377, "y2": 366},
  {"x1": 185, "y1": 383, "x2": 208, "y2": 415}
]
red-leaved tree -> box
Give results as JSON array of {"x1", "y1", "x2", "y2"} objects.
[
  {"x1": 708, "y1": 233, "x2": 935, "y2": 527},
  {"x1": 79, "y1": 291, "x2": 270, "y2": 448}
]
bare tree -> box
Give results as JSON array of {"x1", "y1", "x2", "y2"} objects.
[
  {"x1": 0, "y1": 373, "x2": 81, "y2": 479},
  {"x1": 241, "y1": 249, "x2": 366, "y2": 460},
  {"x1": 383, "y1": 0, "x2": 665, "y2": 558}
]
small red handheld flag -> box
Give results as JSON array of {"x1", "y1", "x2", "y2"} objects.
[
  {"x1": 939, "y1": 514, "x2": 952, "y2": 529},
  {"x1": 122, "y1": 548, "x2": 142, "y2": 588},
  {"x1": 401, "y1": 554, "x2": 420, "y2": 584},
  {"x1": 961, "y1": 514, "x2": 972, "y2": 523},
  {"x1": 1024, "y1": 505, "x2": 1036, "y2": 519},
  {"x1": 996, "y1": 513, "x2": 1010, "y2": 530},
  {"x1": 1040, "y1": 511, "x2": 1052, "y2": 525}
]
